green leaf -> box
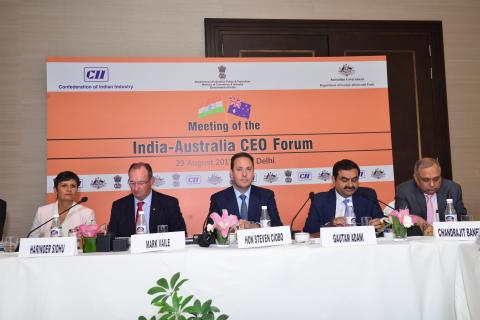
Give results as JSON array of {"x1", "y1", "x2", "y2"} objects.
[
  {"x1": 159, "y1": 314, "x2": 171, "y2": 320},
  {"x1": 201, "y1": 300, "x2": 212, "y2": 314},
  {"x1": 179, "y1": 316, "x2": 187, "y2": 320},
  {"x1": 151, "y1": 294, "x2": 167, "y2": 305},
  {"x1": 173, "y1": 279, "x2": 188, "y2": 292},
  {"x1": 170, "y1": 272, "x2": 181, "y2": 288},
  {"x1": 150, "y1": 316, "x2": 157, "y2": 320},
  {"x1": 217, "y1": 314, "x2": 229, "y2": 320},
  {"x1": 157, "y1": 277, "x2": 170, "y2": 290},
  {"x1": 148, "y1": 286, "x2": 167, "y2": 295},
  {"x1": 210, "y1": 306, "x2": 220, "y2": 313},
  {"x1": 172, "y1": 291, "x2": 180, "y2": 308},
  {"x1": 180, "y1": 295, "x2": 194, "y2": 309},
  {"x1": 159, "y1": 305, "x2": 175, "y2": 313},
  {"x1": 193, "y1": 299, "x2": 202, "y2": 312},
  {"x1": 138, "y1": 316, "x2": 147, "y2": 320},
  {"x1": 184, "y1": 306, "x2": 198, "y2": 314}
]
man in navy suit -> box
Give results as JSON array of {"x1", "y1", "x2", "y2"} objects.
[
  {"x1": 303, "y1": 159, "x2": 384, "y2": 234},
  {"x1": 108, "y1": 162, "x2": 186, "y2": 237},
  {"x1": 209, "y1": 152, "x2": 283, "y2": 229}
]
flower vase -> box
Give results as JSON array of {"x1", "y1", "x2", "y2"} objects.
[
  {"x1": 392, "y1": 217, "x2": 407, "y2": 241},
  {"x1": 215, "y1": 232, "x2": 230, "y2": 248},
  {"x1": 83, "y1": 237, "x2": 97, "y2": 252}
]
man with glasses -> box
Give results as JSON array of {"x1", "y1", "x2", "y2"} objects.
[
  {"x1": 108, "y1": 162, "x2": 186, "y2": 237},
  {"x1": 395, "y1": 157, "x2": 467, "y2": 225},
  {"x1": 303, "y1": 159, "x2": 384, "y2": 234}
]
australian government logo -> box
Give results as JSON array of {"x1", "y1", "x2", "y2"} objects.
[
  {"x1": 371, "y1": 168, "x2": 386, "y2": 180},
  {"x1": 318, "y1": 170, "x2": 331, "y2": 182},
  {"x1": 153, "y1": 175, "x2": 166, "y2": 187},
  {"x1": 338, "y1": 64, "x2": 355, "y2": 77},
  {"x1": 264, "y1": 172, "x2": 278, "y2": 184},
  {"x1": 90, "y1": 177, "x2": 106, "y2": 189},
  {"x1": 208, "y1": 174, "x2": 222, "y2": 185}
]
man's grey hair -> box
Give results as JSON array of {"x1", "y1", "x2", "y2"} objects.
[{"x1": 414, "y1": 157, "x2": 441, "y2": 176}]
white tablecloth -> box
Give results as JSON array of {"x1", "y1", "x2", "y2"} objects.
[{"x1": 0, "y1": 237, "x2": 478, "y2": 320}]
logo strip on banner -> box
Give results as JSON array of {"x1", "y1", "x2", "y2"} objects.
[
  {"x1": 46, "y1": 58, "x2": 388, "y2": 92},
  {"x1": 47, "y1": 165, "x2": 394, "y2": 192}
]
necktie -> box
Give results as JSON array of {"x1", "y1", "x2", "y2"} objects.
[
  {"x1": 426, "y1": 195, "x2": 434, "y2": 224},
  {"x1": 135, "y1": 201, "x2": 144, "y2": 224},
  {"x1": 239, "y1": 194, "x2": 248, "y2": 220},
  {"x1": 343, "y1": 199, "x2": 350, "y2": 216}
]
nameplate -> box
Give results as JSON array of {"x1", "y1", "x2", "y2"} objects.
[
  {"x1": 19, "y1": 237, "x2": 77, "y2": 258},
  {"x1": 130, "y1": 231, "x2": 185, "y2": 253},
  {"x1": 320, "y1": 226, "x2": 377, "y2": 247},
  {"x1": 237, "y1": 226, "x2": 292, "y2": 249},
  {"x1": 433, "y1": 221, "x2": 480, "y2": 241}
]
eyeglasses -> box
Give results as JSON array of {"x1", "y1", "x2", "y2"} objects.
[{"x1": 128, "y1": 180, "x2": 150, "y2": 187}]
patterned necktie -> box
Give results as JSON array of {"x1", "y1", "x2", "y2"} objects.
[
  {"x1": 239, "y1": 194, "x2": 248, "y2": 220},
  {"x1": 135, "y1": 201, "x2": 144, "y2": 224},
  {"x1": 426, "y1": 195, "x2": 434, "y2": 224}
]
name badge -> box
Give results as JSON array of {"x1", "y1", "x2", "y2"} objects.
[
  {"x1": 19, "y1": 237, "x2": 77, "y2": 258},
  {"x1": 130, "y1": 231, "x2": 185, "y2": 254},
  {"x1": 320, "y1": 226, "x2": 377, "y2": 247},
  {"x1": 237, "y1": 226, "x2": 292, "y2": 249},
  {"x1": 433, "y1": 221, "x2": 480, "y2": 240}
]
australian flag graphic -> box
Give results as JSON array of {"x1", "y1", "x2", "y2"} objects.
[{"x1": 228, "y1": 96, "x2": 251, "y2": 119}]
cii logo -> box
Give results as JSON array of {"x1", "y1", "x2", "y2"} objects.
[
  {"x1": 298, "y1": 172, "x2": 312, "y2": 181},
  {"x1": 186, "y1": 175, "x2": 201, "y2": 185},
  {"x1": 84, "y1": 67, "x2": 109, "y2": 82}
]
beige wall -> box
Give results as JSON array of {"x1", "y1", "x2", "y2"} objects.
[{"x1": 1, "y1": 0, "x2": 479, "y2": 236}]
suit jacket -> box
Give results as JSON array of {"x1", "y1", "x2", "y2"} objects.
[
  {"x1": 30, "y1": 201, "x2": 96, "y2": 237},
  {"x1": 395, "y1": 178, "x2": 467, "y2": 221},
  {"x1": 108, "y1": 190, "x2": 187, "y2": 237},
  {"x1": 303, "y1": 187, "x2": 383, "y2": 233},
  {"x1": 0, "y1": 199, "x2": 6, "y2": 240},
  {"x1": 209, "y1": 185, "x2": 283, "y2": 227}
]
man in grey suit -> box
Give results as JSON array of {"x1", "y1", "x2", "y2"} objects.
[{"x1": 395, "y1": 158, "x2": 467, "y2": 226}]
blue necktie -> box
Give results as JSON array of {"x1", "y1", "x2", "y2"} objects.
[
  {"x1": 343, "y1": 199, "x2": 350, "y2": 216},
  {"x1": 239, "y1": 194, "x2": 248, "y2": 220}
]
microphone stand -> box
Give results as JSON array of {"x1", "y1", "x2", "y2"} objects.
[
  {"x1": 290, "y1": 192, "x2": 314, "y2": 237},
  {"x1": 26, "y1": 197, "x2": 88, "y2": 238}
]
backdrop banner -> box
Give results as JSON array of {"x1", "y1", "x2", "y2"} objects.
[{"x1": 46, "y1": 56, "x2": 394, "y2": 235}]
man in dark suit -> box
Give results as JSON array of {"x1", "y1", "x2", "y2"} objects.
[
  {"x1": 209, "y1": 152, "x2": 283, "y2": 228},
  {"x1": 395, "y1": 157, "x2": 466, "y2": 225},
  {"x1": 303, "y1": 159, "x2": 384, "y2": 234},
  {"x1": 108, "y1": 162, "x2": 186, "y2": 237},
  {"x1": 0, "y1": 198, "x2": 6, "y2": 240}
]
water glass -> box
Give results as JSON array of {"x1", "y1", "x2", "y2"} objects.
[
  {"x1": 360, "y1": 216, "x2": 372, "y2": 226},
  {"x1": 3, "y1": 236, "x2": 19, "y2": 252},
  {"x1": 157, "y1": 225, "x2": 169, "y2": 233}
]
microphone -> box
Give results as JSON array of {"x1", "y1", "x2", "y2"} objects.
[
  {"x1": 290, "y1": 192, "x2": 314, "y2": 236},
  {"x1": 357, "y1": 190, "x2": 395, "y2": 211},
  {"x1": 27, "y1": 197, "x2": 88, "y2": 238},
  {"x1": 195, "y1": 200, "x2": 215, "y2": 247}
]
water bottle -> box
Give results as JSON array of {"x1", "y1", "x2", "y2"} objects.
[
  {"x1": 444, "y1": 199, "x2": 457, "y2": 222},
  {"x1": 260, "y1": 206, "x2": 271, "y2": 228},
  {"x1": 136, "y1": 210, "x2": 148, "y2": 234},
  {"x1": 50, "y1": 213, "x2": 62, "y2": 237},
  {"x1": 344, "y1": 202, "x2": 357, "y2": 226}
]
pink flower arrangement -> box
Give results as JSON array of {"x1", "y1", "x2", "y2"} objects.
[
  {"x1": 78, "y1": 224, "x2": 101, "y2": 238},
  {"x1": 209, "y1": 209, "x2": 238, "y2": 237},
  {"x1": 388, "y1": 209, "x2": 420, "y2": 228}
]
